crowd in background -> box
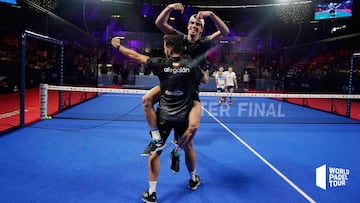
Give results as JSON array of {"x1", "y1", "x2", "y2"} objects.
[
  {"x1": 1, "y1": 30, "x2": 359, "y2": 93},
  {"x1": 0, "y1": 31, "x2": 100, "y2": 91}
]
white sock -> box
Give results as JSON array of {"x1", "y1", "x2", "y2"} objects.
[
  {"x1": 189, "y1": 170, "x2": 196, "y2": 181},
  {"x1": 148, "y1": 181, "x2": 157, "y2": 194},
  {"x1": 150, "y1": 128, "x2": 161, "y2": 141}
]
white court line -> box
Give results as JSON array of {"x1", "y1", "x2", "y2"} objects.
[
  {"x1": 0, "y1": 109, "x2": 29, "y2": 119},
  {"x1": 0, "y1": 109, "x2": 31, "y2": 119},
  {"x1": 202, "y1": 106, "x2": 316, "y2": 203},
  {"x1": 0, "y1": 110, "x2": 21, "y2": 119}
]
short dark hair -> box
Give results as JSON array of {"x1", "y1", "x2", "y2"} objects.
[{"x1": 163, "y1": 34, "x2": 183, "y2": 53}]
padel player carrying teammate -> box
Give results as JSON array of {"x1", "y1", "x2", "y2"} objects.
[
  {"x1": 111, "y1": 34, "x2": 208, "y2": 203},
  {"x1": 141, "y1": 3, "x2": 230, "y2": 158}
]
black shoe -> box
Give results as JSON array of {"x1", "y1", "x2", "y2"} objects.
[
  {"x1": 141, "y1": 140, "x2": 166, "y2": 157},
  {"x1": 188, "y1": 174, "x2": 201, "y2": 191},
  {"x1": 142, "y1": 190, "x2": 156, "y2": 203},
  {"x1": 141, "y1": 131, "x2": 154, "y2": 157},
  {"x1": 170, "y1": 149, "x2": 180, "y2": 173}
]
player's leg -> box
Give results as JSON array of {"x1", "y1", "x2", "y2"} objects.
[
  {"x1": 221, "y1": 87, "x2": 226, "y2": 104},
  {"x1": 179, "y1": 100, "x2": 201, "y2": 147},
  {"x1": 141, "y1": 86, "x2": 163, "y2": 156},
  {"x1": 170, "y1": 122, "x2": 200, "y2": 190},
  {"x1": 181, "y1": 102, "x2": 201, "y2": 189},
  {"x1": 187, "y1": 100, "x2": 201, "y2": 139},
  {"x1": 228, "y1": 86, "x2": 234, "y2": 106},
  {"x1": 142, "y1": 152, "x2": 160, "y2": 202},
  {"x1": 172, "y1": 96, "x2": 201, "y2": 146},
  {"x1": 224, "y1": 86, "x2": 228, "y2": 103},
  {"x1": 183, "y1": 140, "x2": 201, "y2": 190},
  {"x1": 170, "y1": 100, "x2": 201, "y2": 174},
  {"x1": 142, "y1": 119, "x2": 171, "y2": 203},
  {"x1": 142, "y1": 85, "x2": 160, "y2": 132},
  {"x1": 217, "y1": 88, "x2": 222, "y2": 105}
]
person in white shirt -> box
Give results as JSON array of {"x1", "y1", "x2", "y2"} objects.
[
  {"x1": 214, "y1": 66, "x2": 226, "y2": 105},
  {"x1": 243, "y1": 70, "x2": 250, "y2": 90},
  {"x1": 224, "y1": 66, "x2": 238, "y2": 106}
]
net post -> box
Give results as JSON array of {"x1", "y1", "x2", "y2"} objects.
[
  {"x1": 346, "y1": 53, "x2": 359, "y2": 117},
  {"x1": 22, "y1": 30, "x2": 63, "y2": 120},
  {"x1": 58, "y1": 44, "x2": 64, "y2": 112},
  {"x1": 20, "y1": 32, "x2": 27, "y2": 127},
  {"x1": 40, "y1": 84, "x2": 49, "y2": 119}
]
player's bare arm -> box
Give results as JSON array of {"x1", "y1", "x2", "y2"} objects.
[{"x1": 111, "y1": 37, "x2": 149, "y2": 64}]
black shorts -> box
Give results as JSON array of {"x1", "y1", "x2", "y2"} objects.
[
  {"x1": 226, "y1": 86, "x2": 235, "y2": 91},
  {"x1": 217, "y1": 88, "x2": 225, "y2": 92},
  {"x1": 193, "y1": 89, "x2": 200, "y2": 102},
  {"x1": 157, "y1": 117, "x2": 188, "y2": 154}
]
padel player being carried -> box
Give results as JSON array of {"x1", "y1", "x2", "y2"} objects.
[
  {"x1": 141, "y1": 3, "x2": 230, "y2": 157},
  {"x1": 111, "y1": 34, "x2": 208, "y2": 203}
]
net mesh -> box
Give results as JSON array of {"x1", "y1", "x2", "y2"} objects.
[{"x1": 41, "y1": 84, "x2": 360, "y2": 124}]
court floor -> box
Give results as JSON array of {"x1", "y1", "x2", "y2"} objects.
[{"x1": 0, "y1": 94, "x2": 359, "y2": 202}]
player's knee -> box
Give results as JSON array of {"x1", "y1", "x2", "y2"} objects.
[
  {"x1": 183, "y1": 141, "x2": 193, "y2": 151},
  {"x1": 149, "y1": 151, "x2": 161, "y2": 161},
  {"x1": 142, "y1": 95, "x2": 153, "y2": 110},
  {"x1": 188, "y1": 124, "x2": 198, "y2": 134}
]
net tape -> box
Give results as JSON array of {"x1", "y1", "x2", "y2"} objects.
[{"x1": 46, "y1": 84, "x2": 360, "y2": 99}]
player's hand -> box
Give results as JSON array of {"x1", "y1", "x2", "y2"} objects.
[
  {"x1": 167, "y1": 3, "x2": 184, "y2": 14},
  {"x1": 196, "y1": 11, "x2": 213, "y2": 19},
  {"x1": 111, "y1": 37, "x2": 121, "y2": 49}
]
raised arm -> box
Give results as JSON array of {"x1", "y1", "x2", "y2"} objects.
[
  {"x1": 111, "y1": 37, "x2": 149, "y2": 64},
  {"x1": 155, "y1": 3, "x2": 184, "y2": 34},
  {"x1": 202, "y1": 72, "x2": 209, "y2": 84},
  {"x1": 196, "y1": 11, "x2": 230, "y2": 40}
]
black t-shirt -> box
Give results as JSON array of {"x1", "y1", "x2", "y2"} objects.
[
  {"x1": 174, "y1": 31, "x2": 213, "y2": 93},
  {"x1": 146, "y1": 55, "x2": 204, "y2": 122},
  {"x1": 175, "y1": 30, "x2": 213, "y2": 68}
]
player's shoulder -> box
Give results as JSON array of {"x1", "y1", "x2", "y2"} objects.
[
  {"x1": 148, "y1": 57, "x2": 169, "y2": 67},
  {"x1": 198, "y1": 37, "x2": 212, "y2": 46},
  {"x1": 149, "y1": 56, "x2": 166, "y2": 63},
  {"x1": 181, "y1": 54, "x2": 192, "y2": 61}
]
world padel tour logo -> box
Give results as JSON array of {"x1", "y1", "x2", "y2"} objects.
[{"x1": 316, "y1": 164, "x2": 351, "y2": 190}]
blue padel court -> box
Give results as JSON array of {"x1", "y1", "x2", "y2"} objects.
[{"x1": 0, "y1": 93, "x2": 359, "y2": 203}]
